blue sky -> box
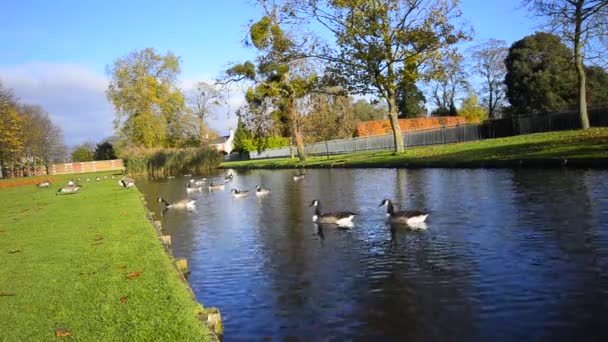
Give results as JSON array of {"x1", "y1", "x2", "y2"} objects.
[{"x1": 0, "y1": 0, "x2": 539, "y2": 146}]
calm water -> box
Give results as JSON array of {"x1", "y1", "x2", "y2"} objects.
[{"x1": 138, "y1": 168, "x2": 608, "y2": 341}]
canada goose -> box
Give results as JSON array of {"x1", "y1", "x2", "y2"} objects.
[
  {"x1": 86, "y1": 178, "x2": 91, "y2": 182},
  {"x1": 224, "y1": 173, "x2": 234, "y2": 182},
  {"x1": 255, "y1": 185, "x2": 271, "y2": 196},
  {"x1": 119, "y1": 176, "x2": 135, "y2": 188},
  {"x1": 379, "y1": 199, "x2": 429, "y2": 225},
  {"x1": 103, "y1": 175, "x2": 108, "y2": 179},
  {"x1": 111, "y1": 175, "x2": 116, "y2": 179},
  {"x1": 36, "y1": 180, "x2": 52, "y2": 188},
  {"x1": 293, "y1": 173, "x2": 306, "y2": 181},
  {"x1": 77, "y1": 177, "x2": 81, "y2": 181},
  {"x1": 95, "y1": 177, "x2": 100, "y2": 182},
  {"x1": 56, "y1": 185, "x2": 81, "y2": 195},
  {"x1": 157, "y1": 197, "x2": 196, "y2": 210},
  {"x1": 231, "y1": 188, "x2": 249, "y2": 198},
  {"x1": 67, "y1": 178, "x2": 75, "y2": 186},
  {"x1": 185, "y1": 182, "x2": 202, "y2": 193},
  {"x1": 208, "y1": 182, "x2": 225, "y2": 191},
  {"x1": 309, "y1": 199, "x2": 358, "y2": 227},
  {"x1": 189, "y1": 178, "x2": 206, "y2": 187}
]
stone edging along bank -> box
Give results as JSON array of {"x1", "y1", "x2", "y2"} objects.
[{"x1": 136, "y1": 191, "x2": 223, "y2": 341}]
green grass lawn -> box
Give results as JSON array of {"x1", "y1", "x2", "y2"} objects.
[
  {"x1": 222, "y1": 128, "x2": 608, "y2": 169},
  {"x1": 0, "y1": 172, "x2": 212, "y2": 340}
]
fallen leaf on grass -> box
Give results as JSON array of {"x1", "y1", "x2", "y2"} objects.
[
  {"x1": 8, "y1": 250, "x2": 22, "y2": 254},
  {"x1": 120, "y1": 296, "x2": 128, "y2": 304},
  {"x1": 55, "y1": 329, "x2": 71, "y2": 337},
  {"x1": 94, "y1": 236, "x2": 104, "y2": 241},
  {"x1": 0, "y1": 292, "x2": 16, "y2": 296},
  {"x1": 117, "y1": 265, "x2": 126, "y2": 270},
  {"x1": 18, "y1": 209, "x2": 29, "y2": 213},
  {"x1": 126, "y1": 271, "x2": 142, "y2": 279},
  {"x1": 0, "y1": 230, "x2": 6, "y2": 233}
]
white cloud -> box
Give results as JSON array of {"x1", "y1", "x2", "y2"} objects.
[
  {"x1": 0, "y1": 62, "x2": 113, "y2": 146},
  {"x1": 0, "y1": 63, "x2": 244, "y2": 147}
]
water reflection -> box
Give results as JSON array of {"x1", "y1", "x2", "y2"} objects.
[{"x1": 137, "y1": 168, "x2": 608, "y2": 341}]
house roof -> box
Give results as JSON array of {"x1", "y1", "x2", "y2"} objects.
[{"x1": 208, "y1": 135, "x2": 229, "y2": 144}]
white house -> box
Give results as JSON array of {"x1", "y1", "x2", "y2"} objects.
[{"x1": 208, "y1": 129, "x2": 235, "y2": 154}]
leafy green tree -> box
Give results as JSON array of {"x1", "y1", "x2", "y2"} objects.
[
  {"x1": 232, "y1": 114, "x2": 251, "y2": 154},
  {"x1": 71, "y1": 143, "x2": 95, "y2": 162},
  {"x1": 302, "y1": 0, "x2": 469, "y2": 153},
  {"x1": 524, "y1": 0, "x2": 608, "y2": 129},
  {"x1": 458, "y1": 92, "x2": 487, "y2": 122},
  {"x1": 396, "y1": 80, "x2": 426, "y2": 118},
  {"x1": 351, "y1": 99, "x2": 387, "y2": 122},
  {"x1": 94, "y1": 141, "x2": 117, "y2": 160},
  {"x1": 106, "y1": 48, "x2": 186, "y2": 147},
  {"x1": 505, "y1": 32, "x2": 577, "y2": 114},
  {"x1": 586, "y1": 65, "x2": 608, "y2": 106}
]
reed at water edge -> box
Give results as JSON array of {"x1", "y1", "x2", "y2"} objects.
[{"x1": 120, "y1": 146, "x2": 222, "y2": 177}]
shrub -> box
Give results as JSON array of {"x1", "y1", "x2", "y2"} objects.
[{"x1": 120, "y1": 145, "x2": 222, "y2": 177}]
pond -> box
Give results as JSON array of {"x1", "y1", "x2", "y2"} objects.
[{"x1": 138, "y1": 168, "x2": 608, "y2": 341}]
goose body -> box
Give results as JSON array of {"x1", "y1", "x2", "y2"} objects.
[
  {"x1": 293, "y1": 174, "x2": 306, "y2": 181},
  {"x1": 189, "y1": 178, "x2": 207, "y2": 186},
  {"x1": 231, "y1": 188, "x2": 249, "y2": 198},
  {"x1": 379, "y1": 199, "x2": 428, "y2": 225},
  {"x1": 158, "y1": 197, "x2": 196, "y2": 210},
  {"x1": 185, "y1": 182, "x2": 203, "y2": 193},
  {"x1": 37, "y1": 180, "x2": 51, "y2": 188},
  {"x1": 208, "y1": 182, "x2": 225, "y2": 191},
  {"x1": 57, "y1": 185, "x2": 81, "y2": 195},
  {"x1": 255, "y1": 185, "x2": 270, "y2": 196},
  {"x1": 309, "y1": 199, "x2": 358, "y2": 227},
  {"x1": 119, "y1": 177, "x2": 136, "y2": 188}
]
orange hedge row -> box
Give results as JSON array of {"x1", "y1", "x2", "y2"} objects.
[{"x1": 355, "y1": 116, "x2": 469, "y2": 137}]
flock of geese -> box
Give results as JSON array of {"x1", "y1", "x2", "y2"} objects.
[
  {"x1": 36, "y1": 175, "x2": 136, "y2": 195},
  {"x1": 157, "y1": 171, "x2": 429, "y2": 228}
]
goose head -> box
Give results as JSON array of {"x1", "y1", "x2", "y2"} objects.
[
  {"x1": 379, "y1": 199, "x2": 391, "y2": 207},
  {"x1": 309, "y1": 199, "x2": 319, "y2": 207}
]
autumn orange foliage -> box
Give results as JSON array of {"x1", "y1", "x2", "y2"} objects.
[{"x1": 355, "y1": 116, "x2": 469, "y2": 137}]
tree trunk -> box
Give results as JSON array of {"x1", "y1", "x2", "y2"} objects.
[
  {"x1": 574, "y1": 3, "x2": 590, "y2": 129},
  {"x1": 288, "y1": 97, "x2": 307, "y2": 161},
  {"x1": 199, "y1": 117, "x2": 206, "y2": 144},
  {"x1": 387, "y1": 90, "x2": 404, "y2": 153}
]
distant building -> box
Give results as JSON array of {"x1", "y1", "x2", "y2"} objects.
[{"x1": 208, "y1": 129, "x2": 235, "y2": 154}]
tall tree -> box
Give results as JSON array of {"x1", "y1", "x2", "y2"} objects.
[
  {"x1": 524, "y1": 0, "x2": 608, "y2": 129},
  {"x1": 94, "y1": 141, "x2": 117, "y2": 160},
  {"x1": 106, "y1": 48, "x2": 186, "y2": 147},
  {"x1": 19, "y1": 105, "x2": 67, "y2": 173},
  {"x1": 0, "y1": 85, "x2": 23, "y2": 169},
  {"x1": 470, "y1": 39, "x2": 508, "y2": 119},
  {"x1": 351, "y1": 99, "x2": 387, "y2": 122},
  {"x1": 396, "y1": 80, "x2": 426, "y2": 118},
  {"x1": 225, "y1": 0, "x2": 319, "y2": 161},
  {"x1": 505, "y1": 32, "x2": 577, "y2": 114},
  {"x1": 458, "y1": 91, "x2": 487, "y2": 122},
  {"x1": 429, "y1": 49, "x2": 469, "y2": 116},
  {"x1": 188, "y1": 81, "x2": 226, "y2": 143},
  {"x1": 301, "y1": 0, "x2": 469, "y2": 153},
  {"x1": 71, "y1": 143, "x2": 95, "y2": 162}
]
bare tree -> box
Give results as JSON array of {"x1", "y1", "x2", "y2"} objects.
[
  {"x1": 19, "y1": 105, "x2": 67, "y2": 174},
  {"x1": 524, "y1": 0, "x2": 608, "y2": 129},
  {"x1": 188, "y1": 81, "x2": 226, "y2": 143},
  {"x1": 429, "y1": 49, "x2": 469, "y2": 116},
  {"x1": 470, "y1": 39, "x2": 509, "y2": 119}
]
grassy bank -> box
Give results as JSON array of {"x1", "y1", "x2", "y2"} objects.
[
  {"x1": 0, "y1": 172, "x2": 213, "y2": 340},
  {"x1": 221, "y1": 128, "x2": 608, "y2": 169}
]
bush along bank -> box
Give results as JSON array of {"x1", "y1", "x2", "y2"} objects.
[{"x1": 121, "y1": 146, "x2": 222, "y2": 177}]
